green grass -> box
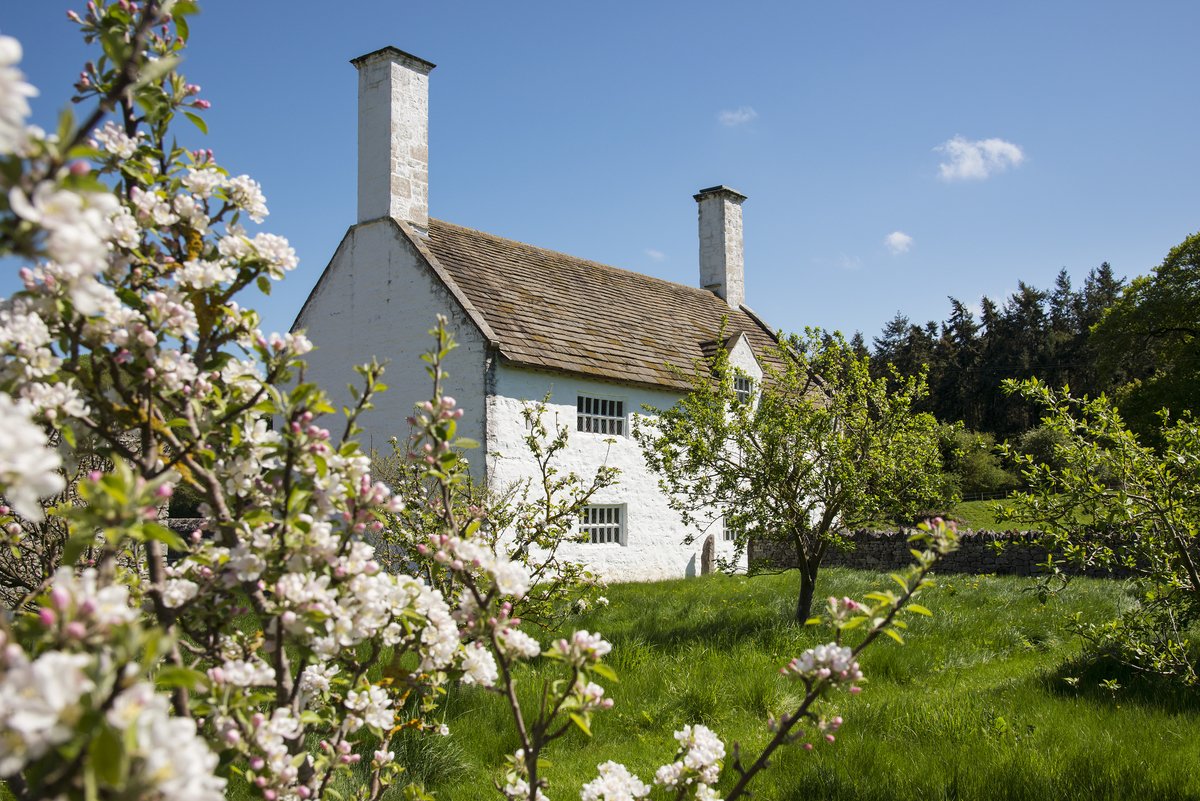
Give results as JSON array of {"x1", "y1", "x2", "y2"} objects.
[
  {"x1": 418, "y1": 568, "x2": 1200, "y2": 801},
  {"x1": 950, "y1": 498, "x2": 1007, "y2": 529}
]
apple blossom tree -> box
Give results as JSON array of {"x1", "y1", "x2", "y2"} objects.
[{"x1": 635, "y1": 328, "x2": 950, "y2": 623}]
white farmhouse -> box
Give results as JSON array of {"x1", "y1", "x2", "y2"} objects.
[{"x1": 293, "y1": 46, "x2": 780, "y2": 581}]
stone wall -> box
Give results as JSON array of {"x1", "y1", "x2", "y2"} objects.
[{"x1": 749, "y1": 529, "x2": 1130, "y2": 579}]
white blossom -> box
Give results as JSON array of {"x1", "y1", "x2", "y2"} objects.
[
  {"x1": 345, "y1": 684, "x2": 394, "y2": 731},
  {"x1": 177, "y1": 257, "x2": 235, "y2": 289},
  {"x1": 107, "y1": 683, "x2": 225, "y2": 801},
  {"x1": 8, "y1": 183, "x2": 120, "y2": 314},
  {"x1": 782, "y1": 642, "x2": 863, "y2": 687},
  {"x1": 91, "y1": 120, "x2": 141, "y2": 159},
  {"x1": 0, "y1": 393, "x2": 64, "y2": 519},
  {"x1": 460, "y1": 642, "x2": 498, "y2": 687},
  {"x1": 181, "y1": 166, "x2": 226, "y2": 198},
  {"x1": 550, "y1": 630, "x2": 611, "y2": 668},
  {"x1": 161, "y1": 578, "x2": 199, "y2": 608},
  {"x1": 0, "y1": 649, "x2": 93, "y2": 776},
  {"x1": 50, "y1": 567, "x2": 139, "y2": 628},
  {"x1": 227, "y1": 174, "x2": 268, "y2": 222},
  {"x1": 581, "y1": 761, "x2": 650, "y2": 801},
  {"x1": 20, "y1": 381, "x2": 89, "y2": 421},
  {"x1": 0, "y1": 34, "x2": 36, "y2": 155},
  {"x1": 251, "y1": 232, "x2": 297, "y2": 276},
  {"x1": 498, "y1": 627, "x2": 542, "y2": 660}
]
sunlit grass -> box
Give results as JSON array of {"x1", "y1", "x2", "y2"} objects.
[{"x1": 421, "y1": 568, "x2": 1200, "y2": 801}]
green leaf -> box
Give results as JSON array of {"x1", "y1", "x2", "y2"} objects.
[
  {"x1": 804, "y1": 616, "x2": 822, "y2": 626},
  {"x1": 569, "y1": 712, "x2": 592, "y2": 737},
  {"x1": 884, "y1": 628, "x2": 905, "y2": 645},
  {"x1": 56, "y1": 108, "x2": 76, "y2": 150},
  {"x1": 590, "y1": 662, "x2": 619, "y2": 683},
  {"x1": 62, "y1": 526, "x2": 98, "y2": 567},
  {"x1": 143, "y1": 522, "x2": 186, "y2": 551},
  {"x1": 155, "y1": 666, "x2": 209, "y2": 691},
  {"x1": 183, "y1": 111, "x2": 208, "y2": 135},
  {"x1": 132, "y1": 54, "x2": 181, "y2": 90},
  {"x1": 89, "y1": 726, "x2": 126, "y2": 787},
  {"x1": 907, "y1": 603, "x2": 933, "y2": 617}
]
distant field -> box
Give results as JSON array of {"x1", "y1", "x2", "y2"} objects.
[
  {"x1": 419, "y1": 567, "x2": 1200, "y2": 801},
  {"x1": 950, "y1": 498, "x2": 1008, "y2": 529}
]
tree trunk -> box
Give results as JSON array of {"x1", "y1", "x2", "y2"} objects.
[
  {"x1": 793, "y1": 541, "x2": 827, "y2": 624},
  {"x1": 795, "y1": 567, "x2": 816, "y2": 624}
]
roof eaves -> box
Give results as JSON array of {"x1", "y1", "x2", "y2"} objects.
[{"x1": 495, "y1": 353, "x2": 693, "y2": 394}]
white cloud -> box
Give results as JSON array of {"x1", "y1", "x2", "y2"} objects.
[
  {"x1": 885, "y1": 231, "x2": 913, "y2": 255},
  {"x1": 644, "y1": 248, "x2": 666, "y2": 262},
  {"x1": 936, "y1": 136, "x2": 1025, "y2": 181},
  {"x1": 717, "y1": 106, "x2": 758, "y2": 127},
  {"x1": 837, "y1": 253, "x2": 862, "y2": 272}
]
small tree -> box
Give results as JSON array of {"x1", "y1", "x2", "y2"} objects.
[
  {"x1": 372, "y1": 326, "x2": 619, "y2": 630},
  {"x1": 999, "y1": 378, "x2": 1200, "y2": 684},
  {"x1": 636, "y1": 328, "x2": 948, "y2": 622}
]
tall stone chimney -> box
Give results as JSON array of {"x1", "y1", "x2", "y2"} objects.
[
  {"x1": 694, "y1": 185, "x2": 747, "y2": 309},
  {"x1": 351, "y1": 46, "x2": 435, "y2": 231}
]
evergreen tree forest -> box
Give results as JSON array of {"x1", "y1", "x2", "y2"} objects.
[
  {"x1": 864, "y1": 231, "x2": 1200, "y2": 497},
  {"x1": 870, "y1": 263, "x2": 1125, "y2": 442}
]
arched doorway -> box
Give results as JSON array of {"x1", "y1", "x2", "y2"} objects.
[{"x1": 701, "y1": 534, "x2": 715, "y2": 576}]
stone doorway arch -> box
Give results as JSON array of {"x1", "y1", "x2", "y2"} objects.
[{"x1": 701, "y1": 534, "x2": 715, "y2": 576}]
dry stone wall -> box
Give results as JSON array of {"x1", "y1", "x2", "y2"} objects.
[{"x1": 749, "y1": 529, "x2": 1132, "y2": 579}]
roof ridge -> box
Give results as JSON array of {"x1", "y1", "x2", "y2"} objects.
[{"x1": 429, "y1": 217, "x2": 726, "y2": 301}]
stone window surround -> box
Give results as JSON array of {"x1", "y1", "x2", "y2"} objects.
[
  {"x1": 580, "y1": 504, "x2": 625, "y2": 545},
  {"x1": 576, "y1": 394, "x2": 627, "y2": 436}
]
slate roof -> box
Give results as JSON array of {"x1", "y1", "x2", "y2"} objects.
[{"x1": 420, "y1": 219, "x2": 781, "y2": 391}]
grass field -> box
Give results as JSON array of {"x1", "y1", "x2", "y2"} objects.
[
  {"x1": 949, "y1": 498, "x2": 1008, "y2": 529},
  {"x1": 415, "y1": 567, "x2": 1200, "y2": 801}
]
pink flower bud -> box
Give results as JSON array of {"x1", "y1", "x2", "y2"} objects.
[
  {"x1": 38, "y1": 608, "x2": 56, "y2": 627},
  {"x1": 297, "y1": 787, "x2": 312, "y2": 799},
  {"x1": 250, "y1": 756, "x2": 265, "y2": 771},
  {"x1": 49, "y1": 586, "x2": 70, "y2": 610},
  {"x1": 194, "y1": 99, "x2": 212, "y2": 109},
  {"x1": 224, "y1": 729, "x2": 240, "y2": 745},
  {"x1": 68, "y1": 161, "x2": 90, "y2": 176},
  {"x1": 65, "y1": 621, "x2": 87, "y2": 639}
]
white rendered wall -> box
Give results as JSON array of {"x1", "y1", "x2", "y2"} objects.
[
  {"x1": 293, "y1": 219, "x2": 488, "y2": 472},
  {"x1": 486, "y1": 363, "x2": 753, "y2": 582}
]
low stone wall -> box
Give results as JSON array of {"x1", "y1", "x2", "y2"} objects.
[{"x1": 749, "y1": 529, "x2": 1130, "y2": 579}]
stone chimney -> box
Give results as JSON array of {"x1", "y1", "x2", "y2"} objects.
[
  {"x1": 694, "y1": 185, "x2": 747, "y2": 309},
  {"x1": 351, "y1": 46, "x2": 435, "y2": 231}
]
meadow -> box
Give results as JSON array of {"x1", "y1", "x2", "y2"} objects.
[{"x1": 412, "y1": 567, "x2": 1200, "y2": 801}]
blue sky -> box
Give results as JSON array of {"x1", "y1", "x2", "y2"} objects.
[{"x1": 6, "y1": 1, "x2": 1199, "y2": 343}]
